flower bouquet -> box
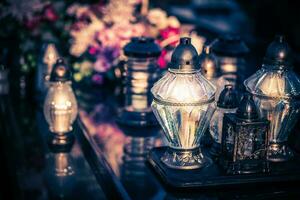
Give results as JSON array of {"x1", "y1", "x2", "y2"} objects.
[{"x1": 67, "y1": 0, "x2": 205, "y2": 85}]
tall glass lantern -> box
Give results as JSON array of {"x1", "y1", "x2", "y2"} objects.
[
  {"x1": 199, "y1": 46, "x2": 221, "y2": 84},
  {"x1": 117, "y1": 37, "x2": 161, "y2": 127},
  {"x1": 244, "y1": 36, "x2": 300, "y2": 162},
  {"x1": 44, "y1": 59, "x2": 78, "y2": 136},
  {"x1": 211, "y1": 35, "x2": 249, "y2": 88},
  {"x1": 199, "y1": 45, "x2": 223, "y2": 99},
  {"x1": 151, "y1": 37, "x2": 216, "y2": 169}
]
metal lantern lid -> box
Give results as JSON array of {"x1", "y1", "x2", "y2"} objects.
[
  {"x1": 244, "y1": 36, "x2": 300, "y2": 99},
  {"x1": 199, "y1": 46, "x2": 220, "y2": 79},
  {"x1": 168, "y1": 37, "x2": 199, "y2": 72},
  {"x1": 217, "y1": 85, "x2": 238, "y2": 108},
  {"x1": 124, "y1": 37, "x2": 161, "y2": 58},
  {"x1": 151, "y1": 37, "x2": 216, "y2": 104},
  {"x1": 236, "y1": 93, "x2": 259, "y2": 121},
  {"x1": 211, "y1": 34, "x2": 249, "y2": 57},
  {"x1": 263, "y1": 35, "x2": 292, "y2": 67},
  {"x1": 50, "y1": 58, "x2": 72, "y2": 82}
]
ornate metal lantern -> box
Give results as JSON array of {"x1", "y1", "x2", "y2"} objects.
[{"x1": 221, "y1": 93, "x2": 269, "y2": 174}]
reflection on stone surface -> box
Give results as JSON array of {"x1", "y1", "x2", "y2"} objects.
[{"x1": 121, "y1": 136, "x2": 162, "y2": 200}]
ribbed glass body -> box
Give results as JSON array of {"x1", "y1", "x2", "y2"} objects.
[
  {"x1": 44, "y1": 82, "x2": 78, "y2": 134},
  {"x1": 151, "y1": 70, "x2": 215, "y2": 149},
  {"x1": 124, "y1": 57, "x2": 158, "y2": 112},
  {"x1": 218, "y1": 56, "x2": 246, "y2": 87},
  {"x1": 210, "y1": 105, "x2": 237, "y2": 144}
]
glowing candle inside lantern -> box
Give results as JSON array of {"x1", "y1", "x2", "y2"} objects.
[
  {"x1": 44, "y1": 59, "x2": 78, "y2": 135},
  {"x1": 46, "y1": 82, "x2": 77, "y2": 134},
  {"x1": 151, "y1": 37, "x2": 216, "y2": 169}
]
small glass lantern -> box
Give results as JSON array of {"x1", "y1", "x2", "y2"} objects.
[
  {"x1": 199, "y1": 45, "x2": 225, "y2": 100},
  {"x1": 151, "y1": 37, "x2": 216, "y2": 169},
  {"x1": 221, "y1": 94, "x2": 269, "y2": 174},
  {"x1": 244, "y1": 35, "x2": 300, "y2": 162},
  {"x1": 209, "y1": 84, "x2": 238, "y2": 156},
  {"x1": 44, "y1": 59, "x2": 78, "y2": 135},
  {"x1": 36, "y1": 43, "x2": 59, "y2": 95},
  {"x1": 211, "y1": 35, "x2": 249, "y2": 88},
  {"x1": 117, "y1": 37, "x2": 161, "y2": 127},
  {"x1": 199, "y1": 46, "x2": 221, "y2": 84}
]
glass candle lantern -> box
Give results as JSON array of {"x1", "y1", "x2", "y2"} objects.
[
  {"x1": 221, "y1": 94, "x2": 269, "y2": 174},
  {"x1": 244, "y1": 36, "x2": 300, "y2": 162},
  {"x1": 199, "y1": 45, "x2": 224, "y2": 100},
  {"x1": 118, "y1": 37, "x2": 161, "y2": 127},
  {"x1": 199, "y1": 46, "x2": 221, "y2": 83},
  {"x1": 151, "y1": 37, "x2": 216, "y2": 169},
  {"x1": 36, "y1": 43, "x2": 59, "y2": 96},
  {"x1": 211, "y1": 35, "x2": 249, "y2": 88},
  {"x1": 209, "y1": 84, "x2": 238, "y2": 156},
  {"x1": 44, "y1": 59, "x2": 78, "y2": 135}
]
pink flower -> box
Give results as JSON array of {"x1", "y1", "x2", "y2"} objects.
[
  {"x1": 92, "y1": 74, "x2": 104, "y2": 85},
  {"x1": 97, "y1": 29, "x2": 119, "y2": 47},
  {"x1": 94, "y1": 57, "x2": 111, "y2": 72},
  {"x1": 43, "y1": 5, "x2": 59, "y2": 22},
  {"x1": 158, "y1": 49, "x2": 168, "y2": 69},
  {"x1": 159, "y1": 26, "x2": 180, "y2": 46},
  {"x1": 88, "y1": 46, "x2": 98, "y2": 55}
]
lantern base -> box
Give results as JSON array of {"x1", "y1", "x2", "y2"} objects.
[
  {"x1": 161, "y1": 146, "x2": 211, "y2": 170},
  {"x1": 267, "y1": 143, "x2": 294, "y2": 162},
  {"x1": 48, "y1": 132, "x2": 75, "y2": 153}
]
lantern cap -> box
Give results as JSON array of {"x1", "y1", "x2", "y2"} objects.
[
  {"x1": 124, "y1": 37, "x2": 161, "y2": 58},
  {"x1": 263, "y1": 35, "x2": 293, "y2": 68},
  {"x1": 236, "y1": 93, "x2": 259, "y2": 120},
  {"x1": 169, "y1": 37, "x2": 199, "y2": 72},
  {"x1": 217, "y1": 85, "x2": 238, "y2": 108},
  {"x1": 211, "y1": 34, "x2": 249, "y2": 57},
  {"x1": 50, "y1": 58, "x2": 72, "y2": 82},
  {"x1": 199, "y1": 45, "x2": 220, "y2": 78}
]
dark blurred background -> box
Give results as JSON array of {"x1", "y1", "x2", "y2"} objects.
[{"x1": 154, "y1": 0, "x2": 300, "y2": 73}]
